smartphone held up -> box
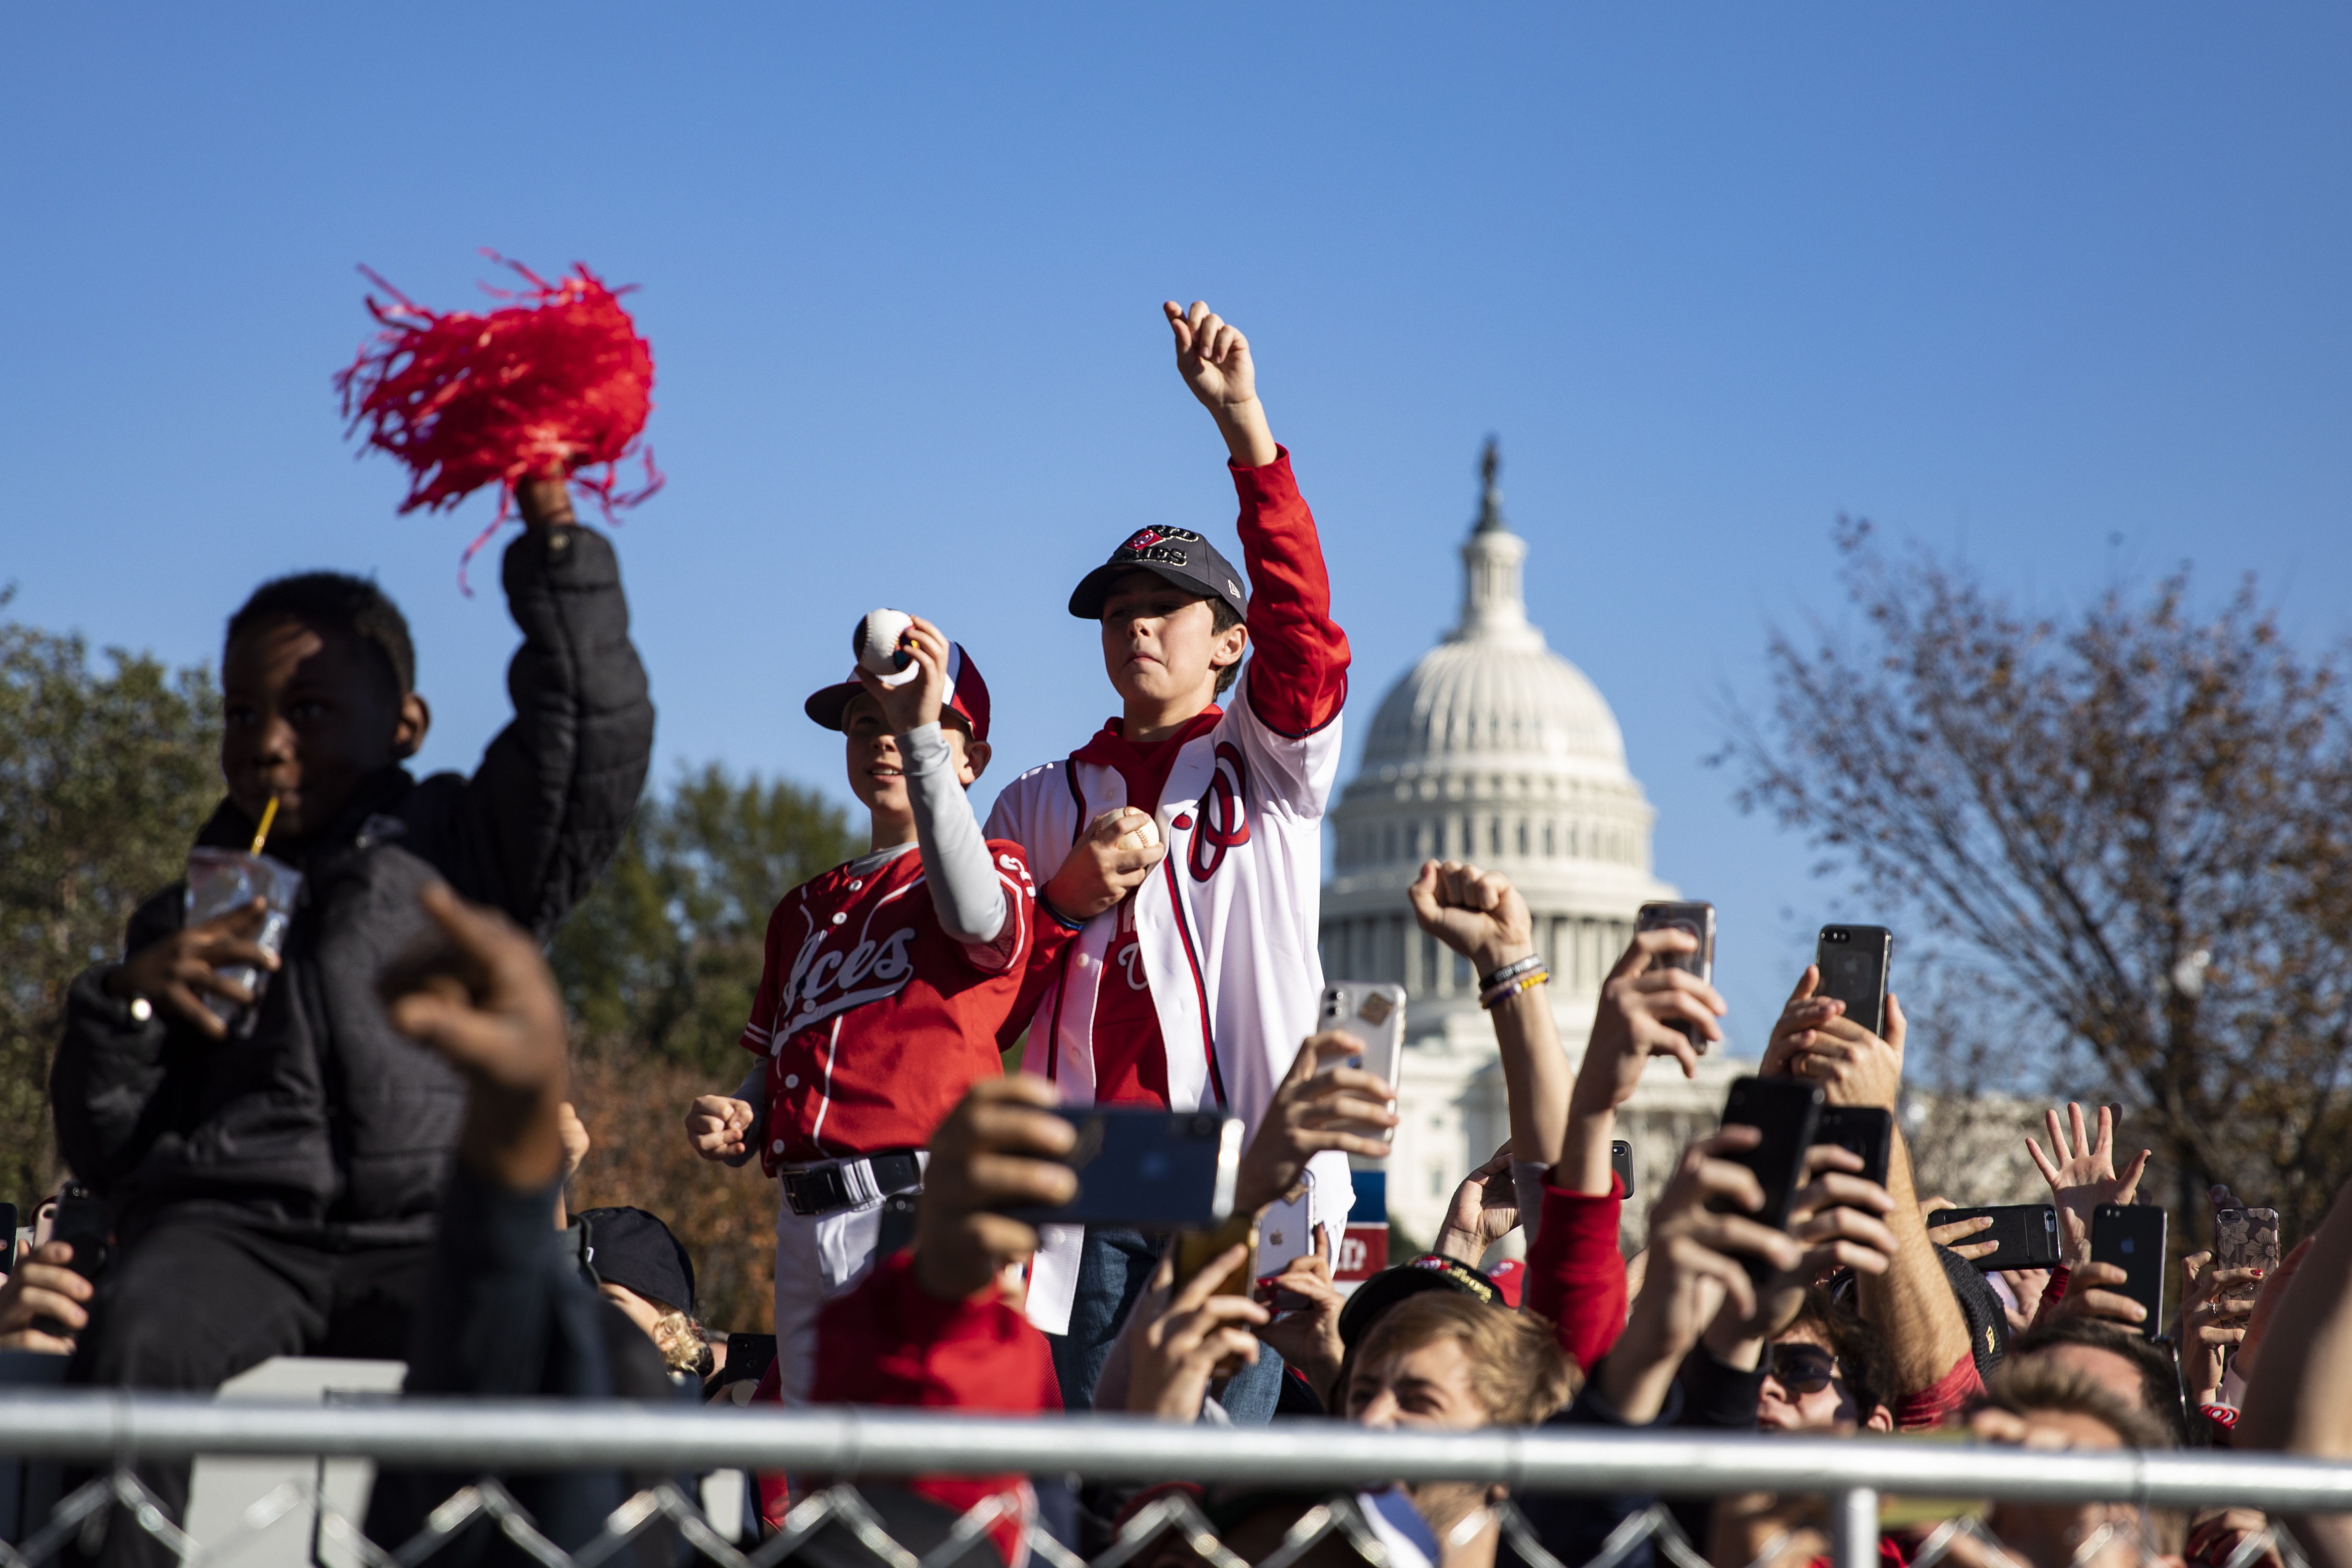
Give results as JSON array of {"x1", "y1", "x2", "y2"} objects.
[
  {"x1": 1815, "y1": 925, "x2": 1894, "y2": 1040},
  {"x1": 998, "y1": 1108, "x2": 1243, "y2": 1229},
  {"x1": 1637, "y1": 901, "x2": 1715, "y2": 1052}
]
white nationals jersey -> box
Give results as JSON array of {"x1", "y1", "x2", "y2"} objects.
[
  {"x1": 987, "y1": 446, "x2": 1354, "y2": 1334},
  {"x1": 739, "y1": 839, "x2": 1040, "y2": 1166}
]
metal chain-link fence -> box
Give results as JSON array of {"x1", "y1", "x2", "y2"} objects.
[{"x1": 3, "y1": 1394, "x2": 2343, "y2": 1568}]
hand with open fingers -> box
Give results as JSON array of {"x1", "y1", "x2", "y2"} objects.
[
  {"x1": 1125, "y1": 1243, "x2": 1270, "y2": 1421},
  {"x1": 107, "y1": 898, "x2": 281, "y2": 1041},
  {"x1": 1921, "y1": 1195, "x2": 2000, "y2": 1262},
  {"x1": 1253, "y1": 1229, "x2": 1346, "y2": 1404},
  {"x1": 2179, "y1": 1249, "x2": 2258, "y2": 1403},
  {"x1": 2026, "y1": 1103, "x2": 2151, "y2": 1263},
  {"x1": 1578, "y1": 926, "x2": 1725, "y2": 1102},
  {"x1": 0, "y1": 1241, "x2": 92, "y2": 1354},
  {"x1": 1234, "y1": 1032, "x2": 1397, "y2": 1214},
  {"x1": 1999, "y1": 1267, "x2": 2052, "y2": 1334},
  {"x1": 1407, "y1": 860, "x2": 1535, "y2": 972},
  {"x1": 685, "y1": 1096, "x2": 755, "y2": 1162},
  {"x1": 1437, "y1": 1145, "x2": 1520, "y2": 1264},
  {"x1": 379, "y1": 883, "x2": 571, "y2": 1190},
  {"x1": 913, "y1": 1075, "x2": 1077, "y2": 1303},
  {"x1": 859, "y1": 614, "x2": 951, "y2": 735},
  {"x1": 1044, "y1": 808, "x2": 1167, "y2": 923},
  {"x1": 2049, "y1": 1260, "x2": 2150, "y2": 1330},
  {"x1": 1165, "y1": 300, "x2": 1257, "y2": 415}
]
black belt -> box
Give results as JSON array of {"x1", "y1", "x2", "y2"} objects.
[{"x1": 782, "y1": 1149, "x2": 924, "y2": 1217}]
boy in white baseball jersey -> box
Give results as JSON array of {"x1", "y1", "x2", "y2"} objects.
[
  {"x1": 685, "y1": 619, "x2": 1052, "y2": 1400},
  {"x1": 984, "y1": 299, "x2": 1353, "y2": 1407}
]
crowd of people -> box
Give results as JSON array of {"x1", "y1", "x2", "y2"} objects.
[{"x1": 7, "y1": 298, "x2": 2352, "y2": 1568}]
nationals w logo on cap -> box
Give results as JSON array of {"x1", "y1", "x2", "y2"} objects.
[{"x1": 1068, "y1": 524, "x2": 1247, "y2": 621}]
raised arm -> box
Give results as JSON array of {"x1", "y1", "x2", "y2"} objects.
[
  {"x1": 2241, "y1": 1180, "x2": 2352, "y2": 1568},
  {"x1": 1167, "y1": 299, "x2": 1276, "y2": 468},
  {"x1": 1409, "y1": 861, "x2": 1570, "y2": 1174},
  {"x1": 860, "y1": 615, "x2": 1008, "y2": 950},
  {"x1": 1166, "y1": 299, "x2": 1350, "y2": 743},
  {"x1": 428, "y1": 477, "x2": 655, "y2": 936},
  {"x1": 1766, "y1": 979, "x2": 1972, "y2": 1410}
]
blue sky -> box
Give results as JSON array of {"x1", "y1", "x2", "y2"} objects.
[{"x1": 4, "y1": 6, "x2": 2347, "y2": 1050}]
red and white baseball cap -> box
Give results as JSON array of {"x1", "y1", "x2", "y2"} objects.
[{"x1": 802, "y1": 642, "x2": 993, "y2": 743}]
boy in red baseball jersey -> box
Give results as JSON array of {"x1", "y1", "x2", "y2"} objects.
[{"x1": 685, "y1": 617, "x2": 1048, "y2": 1399}]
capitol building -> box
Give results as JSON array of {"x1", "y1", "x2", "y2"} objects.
[{"x1": 1321, "y1": 445, "x2": 1742, "y2": 1252}]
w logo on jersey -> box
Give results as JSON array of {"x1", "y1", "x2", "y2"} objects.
[{"x1": 1188, "y1": 741, "x2": 1253, "y2": 881}]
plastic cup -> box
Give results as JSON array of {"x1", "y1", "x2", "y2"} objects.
[{"x1": 183, "y1": 848, "x2": 303, "y2": 1035}]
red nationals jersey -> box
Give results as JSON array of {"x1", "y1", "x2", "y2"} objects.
[{"x1": 741, "y1": 840, "x2": 1042, "y2": 1165}]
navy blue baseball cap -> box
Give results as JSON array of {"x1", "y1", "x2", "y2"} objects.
[{"x1": 1068, "y1": 526, "x2": 1248, "y2": 621}]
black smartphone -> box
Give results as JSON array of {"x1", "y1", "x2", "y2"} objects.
[
  {"x1": 34, "y1": 1183, "x2": 109, "y2": 1338},
  {"x1": 999, "y1": 1108, "x2": 1244, "y2": 1228},
  {"x1": 1926, "y1": 1204, "x2": 2062, "y2": 1271},
  {"x1": 1815, "y1": 925, "x2": 1894, "y2": 1040},
  {"x1": 1636, "y1": 902, "x2": 1716, "y2": 1051},
  {"x1": 1811, "y1": 1106, "x2": 1893, "y2": 1189},
  {"x1": 1715, "y1": 1076, "x2": 1824, "y2": 1281},
  {"x1": 2091, "y1": 1203, "x2": 2169, "y2": 1338},
  {"x1": 0, "y1": 1202, "x2": 16, "y2": 1275},
  {"x1": 1611, "y1": 1139, "x2": 1634, "y2": 1201}
]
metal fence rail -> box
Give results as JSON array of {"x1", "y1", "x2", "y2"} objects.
[
  {"x1": 4, "y1": 1392, "x2": 2350, "y2": 1509},
  {"x1": 3, "y1": 1393, "x2": 2345, "y2": 1568}
]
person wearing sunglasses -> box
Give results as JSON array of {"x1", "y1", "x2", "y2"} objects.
[{"x1": 1756, "y1": 1292, "x2": 1895, "y2": 1436}]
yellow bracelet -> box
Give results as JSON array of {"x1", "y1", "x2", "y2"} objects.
[{"x1": 1480, "y1": 969, "x2": 1550, "y2": 1009}]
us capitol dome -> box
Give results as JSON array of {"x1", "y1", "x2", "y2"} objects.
[{"x1": 1321, "y1": 442, "x2": 1739, "y2": 1251}]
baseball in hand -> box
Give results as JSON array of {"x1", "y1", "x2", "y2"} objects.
[
  {"x1": 1114, "y1": 812, "x2": 1161, "y2": 852},
  {"x1": 855, "y1": 608, "x2": 920, "y2": 688}
]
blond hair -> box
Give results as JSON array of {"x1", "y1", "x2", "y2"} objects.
[{"x1": 1355, "y1": 1291, "x2": 1578, "y2": 1426}]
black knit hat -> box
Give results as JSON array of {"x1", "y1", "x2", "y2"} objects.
[{"x1": 578, "y1": 1206, "x2": 696, "y2": 1314}]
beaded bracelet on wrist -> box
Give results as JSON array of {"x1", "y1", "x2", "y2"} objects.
[{"x1": 1480, "y1": 969, "x2": 1550, "y2": 1009}]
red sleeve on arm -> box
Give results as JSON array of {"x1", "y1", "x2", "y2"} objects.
[
  {"x1": 1525, "y1": 1175, "x2": 1627, "y2": 1376},
  {"x1": 2033, "y1": 1265, "x2": 2070, "y2": 1329},
  {"x1": 1231, "y1": 447, "x2": 1350, "y2": 737},
  {"x1": 1893, "y1": 1349, "x2": 1985, "y2": 1432}
]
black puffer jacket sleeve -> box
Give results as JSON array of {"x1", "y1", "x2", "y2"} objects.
[
  {"x1": 50, "y1": 887, "x2": 186, "y2": 1191},
  {"x1": 408, "y1": 523, "x2": 654, "y2": 937}
]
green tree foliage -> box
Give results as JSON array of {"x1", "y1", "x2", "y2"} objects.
[
  {"x1": 0, "y1": 594, "x2": 221, "y2": 1205},
  {"x1": 1726, "y1": 522, "x2": 2352, "y2": 1242},
  {"x1": 551, "y1": 764, "x2": 858, "y2": 1072}
]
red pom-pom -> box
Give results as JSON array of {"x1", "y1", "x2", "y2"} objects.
[{"x1": 337, "y1": 253, "x2": 662, "y2": 582}]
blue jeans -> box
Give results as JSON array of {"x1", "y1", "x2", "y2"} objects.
[{"x1": 1048, "y1": 1225, "x2": 1285, "y2": 1422}]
